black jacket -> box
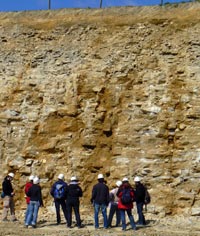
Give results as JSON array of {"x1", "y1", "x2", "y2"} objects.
[
  {"x1": 134, "y1": 182, "x2": 146, "y2": 203},
  {"x1": 2, "y1": 176, "x2": 14, "y2": 197},
  {"x1": 91, "y1": 182, "x2": 109, "y2": 205},
  {"x1": 66, "y1": 182, "x2": 83, "y2": 202},
  {"x1": 27, "y1": 184, "x2": 43, "y2": 206}
]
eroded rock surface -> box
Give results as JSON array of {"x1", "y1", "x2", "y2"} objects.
[{"x1": 0, "y1": 3, "x2": 200, "y2": 217}]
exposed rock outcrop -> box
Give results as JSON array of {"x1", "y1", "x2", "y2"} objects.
[{"x1": 0, "y1": 3, "x2": 200, "y2": 217}]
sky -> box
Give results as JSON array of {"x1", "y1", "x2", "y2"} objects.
[{"x1": 0, "y1": 0, "x2": 192, "y2": 12}]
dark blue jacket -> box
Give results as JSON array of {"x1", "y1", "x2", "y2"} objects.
[
  {"x1": 66, "y1": 182, "x2": 83, "y2": 203},
  {"x1": 27, "y1": 184, "x2": 43, "y2": 206},
  {"x1": 91, "y1": 182, "x2": 109, "y2": 205},
  {"x1": 134, "y1": 182, "x2": 146, "y2": 203}
]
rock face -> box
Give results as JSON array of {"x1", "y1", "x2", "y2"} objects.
[{"x1": 0, "y1": 3, "x2": 200, "y2": 217}]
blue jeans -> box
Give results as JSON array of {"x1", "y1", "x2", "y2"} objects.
[
  {"x1": 120, "y1": 209, "x2": 136, "y2": 230},
  {"x1": 94, "y1": 203, "x2": 108, "y2": 228},
  {"x1": 25, "y1": 201, "x2": 40, "y2": 226},
  {"x1": 136, "y1": 202, "x2": 146, "y2": 225},
  {"x1": 24, "y1": 204, "x2": 32, "y2": 223}
]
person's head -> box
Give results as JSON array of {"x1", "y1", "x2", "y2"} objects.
[
  {"x1": 97, "y1": 173, "x2": 104, "y2": 183},
  {"x1": 116, "y1": 180, "x2": 122, "y2": 187},
  {"x1": 122, "y1": 177, "x2": 129, "y2": 183},
  {"x1": 134, "y1": 176, "x2": 141, "y2": 185},
  {"x1": 58, "y1": 173, "x2": 64, "y2": 180},
  {"x1": 71, "y1": 176, "x2": 78, "y2": 182},
  {"x1": 122, "y1": 177, "x2": 131, "y2": 188},
  {"x1": 29, "y1": 175, "x2": 34, "y2": 182},
  {"x1": 33, "y1": 176, "x2": 40, "y2": 185},
  {"x1": 8, "y1": 172, "x2": 14, "y2": 181}
]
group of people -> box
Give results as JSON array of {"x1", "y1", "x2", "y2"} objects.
[
  {"x1": 91, "y1": 174, "x2": 147, "y2": 231},
  {"x1": 1, "y1": 172, "x2": 149, "y2": 231}
]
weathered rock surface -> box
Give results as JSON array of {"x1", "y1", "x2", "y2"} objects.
[{"x1": 0, "y1": 3, "x2": 200, "y2": 217}]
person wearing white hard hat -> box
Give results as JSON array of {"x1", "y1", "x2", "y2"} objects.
[
  {"x1": 90, "y1": 173, "x2": 109, "y2": 229},
  {"x1": 1, "y1": 172, "x2": 17, "y2": 222},
  {"x1": 116, "y1": 177, "x2": 136, "y2": 231},
  {"x1": 50, "y1": 174, "x2": 68, "y2": 226},
  {"x1": 25, "y1": 176, "x2": 43, "y2": 228},
  {"x1": 134, "y1": 176, "x2": 146, "y2": 226},
  {"x1": 8, "y1": 173, "x2": 14, "y2": 178},
  {"x1": 122, "y1": 177, "x2": 129, "y2": 182},
  {"x1": 134, "y1": 176, "x2": 140, "y2": 182},
  {"x1": 24, "y1": 175, "x2": 35, "y2": 224},
  {"x1": 66, "y1": 176, "x2": 83, "y2": 228},
  {"x1": 107, "y1": 180, "x2": 122, "y2": 228}
]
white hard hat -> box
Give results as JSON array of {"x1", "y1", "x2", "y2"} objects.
[
  {"x1": 29, "y1": 175, "x2": 35, "y2": 181},
  {"x1": 98, "y1": 174, "x2": 104, "y2": 179},
  {"x1": 134, "y1": 176, "x2": 141, "y2": 182},
  {"x1": 58, "y1": 174, "x2": 64, "y2": 180},
  {"x1": 116, "y1": 180, "x2": 122, "y2": 187},
  {"x1": 33, "y1": 177, "x2": 40, "y2": 184},
  {"x1": 122, "y1": 177, "x2": 128, "y2": 182},
  {"x1": 8, "y1": 173, "x2": 14, "y2": 178},
  {"x1": 71, "y1": 176, "x2": 77, "y2": 181}
]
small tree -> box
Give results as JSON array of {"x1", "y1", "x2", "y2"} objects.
[{"x1": 160, "y1": 0, "x2": 164, "y2": 5}]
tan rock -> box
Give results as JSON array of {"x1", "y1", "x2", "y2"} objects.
[{"x1": 0, "y1": 3, "x2": 200, "y2": 218}]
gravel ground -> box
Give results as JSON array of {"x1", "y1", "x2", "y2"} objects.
[{"x1": 0, "y1": 208, "x2": 200, "y2": 236}]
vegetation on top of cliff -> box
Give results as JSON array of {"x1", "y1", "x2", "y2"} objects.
[{"x1": 0, "y1": 2, "x2": 199, "y2": 30}]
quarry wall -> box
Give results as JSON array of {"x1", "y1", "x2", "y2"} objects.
[{"x1": 0, "y1": 3, "x2": 200, "y2": 216}]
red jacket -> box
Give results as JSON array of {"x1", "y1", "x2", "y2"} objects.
[
  {"x1": 117, "y1": 183, "x2": 135, "y2": 210},
  {"x1": 25, "y1": 182, "x2": 33, "y2": 204}
]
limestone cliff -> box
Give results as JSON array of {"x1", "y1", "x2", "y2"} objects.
[{"x1": 0, "y1": 3, "x2": 200, "y2": 217}]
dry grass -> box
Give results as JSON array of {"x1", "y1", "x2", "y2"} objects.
[{"x1": 0, "y1": 2, "x2": 199, "y2": 31}]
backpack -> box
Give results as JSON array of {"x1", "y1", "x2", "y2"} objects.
[
  {"x1": 54, "y1": 183, "x2": 65, "y2": 199},
  {"x1": 1, "y1": 192, "x2": 5, "y2": 199},
  {"x1": 144, "y1": 188, "x2": 151, "y2": 204},
  {"x1": 109, "y1": 192, "x2": 115, "y2": 202},
  {"x1": 121, "y1": 188, "x2": 132, "y2": 205}
]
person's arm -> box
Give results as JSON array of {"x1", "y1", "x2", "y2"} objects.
[
  {"x1": 2, "y1": 181, "x2": 8, "y2": 194},
  {"x1": 27, "y1": 186, "x2": 32, "y2": 197},
  {"x1": 106, "y1": 186, "x2": 110, "y2": 206},
  {"x1": 25, "y1": 182, "x2": 31, "y2": 195},
  {"x1": 39, "y1": 186, "x2": 43, "y2": 207},
  {"x1": 25, "y1": 183, "x2": 28, "y2": 195},
  {"x1": 50, "y1": 183, "x2": 55, "y2": 197},
  {"x1": 78, "y1": 186, "x2": 83, "y2": 197},
  {"x1": 63, "y1": 183, "x2": 68, "y2": 199},
  {"x1": 91, "y1": 186, "x2": 96, "y2": 203},
  {"x1": 116, "y1": 187, "x2": 121, "y2": 197},
  {"x1": 131, "y1": 188, "x2": 135, "y2": 202}
]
